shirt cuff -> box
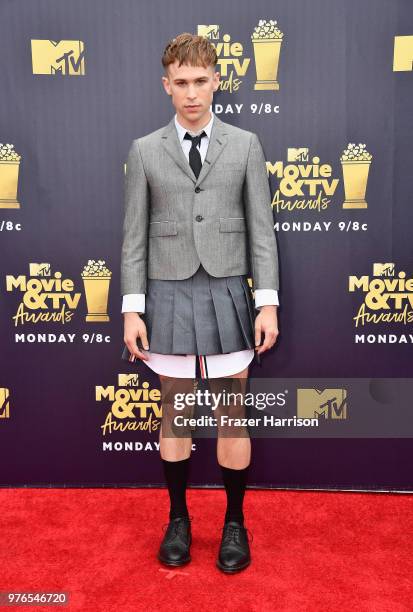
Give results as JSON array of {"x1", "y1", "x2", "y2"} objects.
[
  {"x1": 121, "y1": 294, "x2": 145, "y2": 314},
  {"x1": 254, "y1": 289, "x2": 279, "y2": 310}
]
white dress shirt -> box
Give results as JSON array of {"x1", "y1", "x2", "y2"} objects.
[{"x1": 122, "y1": 111, "x2": 279, "y2": 377}]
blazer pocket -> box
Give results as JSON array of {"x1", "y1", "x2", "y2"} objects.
[
  {"x1": 219, "y1": 217, "x2": 246, "y2": 233},
  {"x1": 149, "y1": 220, "x2": 178, "y2": 237},
  {"x1": 220, "y1": 162, "x2": 244, "y2": 173}
]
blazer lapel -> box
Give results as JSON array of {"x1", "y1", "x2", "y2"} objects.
[
  {"x1": 160, "y1": 114, "x2": 229, "y2": 187},
  {"x1": 160, "y1": 116, "x2": 195, "y2": 183},
  {"x1": 196, "y1": 114, "x2": 229, "y2": 188}
]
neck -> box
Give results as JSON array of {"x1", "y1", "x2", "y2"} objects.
[{"x1": 176, "y1": 110, "x2": 212, "y2": 133}]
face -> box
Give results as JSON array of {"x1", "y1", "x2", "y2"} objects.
[{"x1": 161, "y1": 60, "x2": 220, "y2": 128}]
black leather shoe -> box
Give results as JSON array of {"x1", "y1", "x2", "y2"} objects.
[
  {"x1": 216, "y1": 521, "x2": 252, "y2": 573},
  {"x1": 157, "y1": 516, "x2": 192, "y2": 567}
]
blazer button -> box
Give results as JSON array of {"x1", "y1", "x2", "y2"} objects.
[
  {"x1": 195, "y1": 186, "x2": 201, "y2": 193},
  {"x1": 195, "y1": 215, "x2": 203, "y2": 222}
]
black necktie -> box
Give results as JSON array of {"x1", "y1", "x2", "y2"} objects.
[{"x1": 183, "y1": 130, "x2": 207, "y2": 178}]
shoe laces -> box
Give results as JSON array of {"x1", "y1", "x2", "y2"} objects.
[
  {"x1": 162, "y1": 515, "x2": 193, "y2": 538},
  {"x1": 222, "y1": 522, "x2": 254, "y2": 544}
]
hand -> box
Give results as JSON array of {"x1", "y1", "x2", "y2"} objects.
[
  {"x1": 123, "y1": 312, "x2": 150, "y2": 361},
  {"x1": 255, "y1": 305, "x2": 279, "y2": 356}
]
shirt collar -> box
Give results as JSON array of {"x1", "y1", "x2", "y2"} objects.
[{"x1": 174, "y1": 111, "x2": 214, "y2": 143}]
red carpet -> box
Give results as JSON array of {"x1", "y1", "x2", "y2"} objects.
[{"x1": 0, "y1": 488, "x2": 412, "y2": 611}]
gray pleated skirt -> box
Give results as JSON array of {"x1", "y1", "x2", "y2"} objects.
[{"x1": 143, "y1": 263, "x2": 256, "y2": 356}]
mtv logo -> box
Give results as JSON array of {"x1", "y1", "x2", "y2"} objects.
[
  {"x1": 287, "y1": 148, "x2": 309, "y2": 162},
  {"x1": 0, "y1": 388, "x2": 10, "y2": 419},
  {"x1": 31, "y1": 40, "x2": 85, "y2": 75},
  {"x1": 297, "y1": 389, "x2": 347, "y2": 420},
  {"x1": 197, "y1": 25, "x2": 220, "y2": 39},
  {"x1": 393, "y1": 35, "x2": 413, "y2": 72},
  {"x1": 30, "y1": 263, "x2": 51, "y2": 277},
  {"x1": 118, "y1": 374, "x2": 139, "y2": 387},
  {"x1": 373, "y1": 263, "x2": 395, "y2": 277}
]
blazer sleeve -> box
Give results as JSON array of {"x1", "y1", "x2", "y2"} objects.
[
  {"x1": 120, "y1": 139, "x2": 150, "y2": 295},
  {"x1": 243, "y1": 132, "x2": 279, "y2": 292}
]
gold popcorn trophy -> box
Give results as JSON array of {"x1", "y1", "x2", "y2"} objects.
[
  {"x1": 0, "y1": 143, "x2": 21, "y2": 209},
  {"x1": 251, "y1": 19, "x2": 284, "y2": 91},
  {"x1": 340, "y1": 143, "x2": 372, "y2": 209},
  {"x1": 81, "y1": 259, "x2": 111, "y2": 322},
  {"x1": 0, "y1": 388, "x2": 10, "y2": 419}
]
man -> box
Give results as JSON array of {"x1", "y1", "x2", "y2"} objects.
[{"x1": 121, "y1": 33, "x2": 279, "y2": 573}]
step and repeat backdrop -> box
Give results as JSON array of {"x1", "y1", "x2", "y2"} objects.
[{"x1": 1, "y1": 0, "x2": 412, "y2": 488}]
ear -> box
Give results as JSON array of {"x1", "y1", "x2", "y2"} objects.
[{"x1": 161, "y1": 75, "x2": 171, "y2": 95}]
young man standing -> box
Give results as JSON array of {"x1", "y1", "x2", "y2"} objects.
[{"x1": 121, "y1": 33, "x2": 279, "y2": 573}]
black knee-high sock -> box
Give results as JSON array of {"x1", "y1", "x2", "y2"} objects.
[
  {"x1": 161, "y1": 457, "x2": 190, "y2": 520},
  {"x1": 220, "y1": 464, "x2": 250, "y2": 525}
]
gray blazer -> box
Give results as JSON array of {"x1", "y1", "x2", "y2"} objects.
[{"x1": 120, "y1": 114, "x2": 279, "y2": 296}]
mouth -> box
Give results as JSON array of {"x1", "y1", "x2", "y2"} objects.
[{"x1": 185, "y1": 105, "x2": 200, "y2": 110}]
